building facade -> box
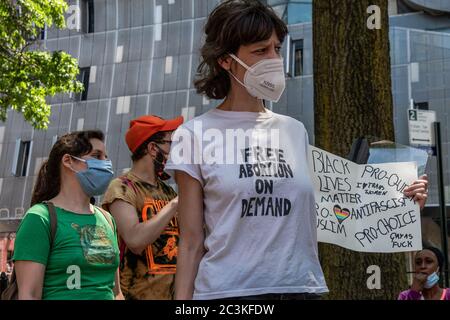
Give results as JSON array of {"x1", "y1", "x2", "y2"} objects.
[{"x1": 1, "y1": 0, "x2": 450, "y2": 271}]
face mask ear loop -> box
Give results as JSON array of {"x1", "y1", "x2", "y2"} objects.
[
  {"x1": 228, "y1": 70, "x2": 248, "y2": 90},
  {"x1": 151, "y1": 143, "x2": 169, "y2": 165},
  {"x1": 228, "y1": 53, "x2": 251, "y2": 71},
  {"x1": 70, "y1": 155, "x2": 86, "y2": 162},
  {"x1": 68, "y1": 165, "x2": 78, "y2": 174},
  {"x1": 227, "y1": 53, "x2": 252, "y2": 90},
  {"x1": 154, "y1": 143, "x2": 169, "y2": 156},
  {"x1": 68, "y1": 155, "x2": 86, "y2": 174}
]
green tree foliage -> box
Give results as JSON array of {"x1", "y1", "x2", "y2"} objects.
[{"x1": 0, "y1": 0, "x2": 83, "y2": 129}]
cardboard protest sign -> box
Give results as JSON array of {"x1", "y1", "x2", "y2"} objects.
[{"x1": 308, "y1": 146, "x2": 422, "y2": 253}]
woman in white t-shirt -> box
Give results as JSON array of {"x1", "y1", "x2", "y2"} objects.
[{"x1": 166, "y1": 0, "x2": 429, "y2": 300}]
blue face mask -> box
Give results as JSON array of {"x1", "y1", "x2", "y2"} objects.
[
  {"x1": 424, "y1": 272, "x2": 440, "y2": 289},
  {"x1": 71, "y1": 155, "x2": 114, "y2": 197}
]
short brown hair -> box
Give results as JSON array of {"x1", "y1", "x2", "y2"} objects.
[{"x1": 194, "y1": 0, "x2": 288, "y2": 100}]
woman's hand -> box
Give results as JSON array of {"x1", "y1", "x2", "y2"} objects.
[
  {"x1": 411, "y1": 272, "x2": 428, "y2": 292},
  {"x1": 403, "y1": 175, "x2": 429, "y2": 209}
]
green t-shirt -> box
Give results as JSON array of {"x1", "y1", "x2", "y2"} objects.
[{"x1": 13, "y1": 204, "x2": 120, "y2": 300}]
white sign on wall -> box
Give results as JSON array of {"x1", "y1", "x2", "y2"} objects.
[{"x1": 408, "y1": 109, "x2": 436, "y2": 147}]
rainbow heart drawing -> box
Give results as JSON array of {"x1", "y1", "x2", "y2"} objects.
[{"x1": 333, "y1": 205, "x2": 350, "y2": 224}]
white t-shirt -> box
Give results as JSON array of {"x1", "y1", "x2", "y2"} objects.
[{"x1": 166, "y1": 108, "x2": 328, "y2": 300}]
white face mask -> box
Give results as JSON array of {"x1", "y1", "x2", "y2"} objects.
[{"x1": 228, "y1": 53, "x2": 286, "y2": 103}]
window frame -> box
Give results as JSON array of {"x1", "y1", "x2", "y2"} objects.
[
  {"x1": 289, "y1": 39, "x2": 304, "y2": 78},
  {"x1": 81, "y1": 0, "x2": 95, "y2": 33},
  {"x1": 12, "y1": 139, "x2": 33, "y2": 177},
  {"x1": 76, "y1": 67, "x2": 91, "y2": 101}
]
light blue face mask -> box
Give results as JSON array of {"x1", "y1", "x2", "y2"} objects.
[
  {"x1": 71, "y1": 155, "x2": 114, "y2": 197},
  {"x1": 424, "y1": 272, "x2": 440, "y2": 289}
]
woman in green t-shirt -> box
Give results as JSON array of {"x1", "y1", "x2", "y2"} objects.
[{"x1": 13, "y1": 130, "x2": 123, "y2": 300}]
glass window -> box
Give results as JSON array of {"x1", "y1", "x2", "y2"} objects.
[
  {"x1": 76, "y1": 67, "x2": 90, "y2": 101},
  {"x1": 82, "y1": 0, "x2": 94, "y2": 33},
  {"x1": 39, "y1": 25, "x2": 46, "y2": 40},
  {"x1": 429, "y1": 28, "x2": 450, "y2": 34},
  {"x1": 290, "y1": 39, "x2": 304, "y2": 77},
  {"x1": 13, "y1": 140, "x2": 32, "y2": 177},
  {"x1": 263, "y1": 1, "x2": 312, "y2": 24},
  {"x1": 271, "y1": 4, "x2": 287, "y2": 20},
  {"x1": 287, "y1": 2, "x2": 312, "y2": 24},
  {"x1": 414, "y1": 101, "x2": 429, "y2": 110},
  {"x1": 396, "y1": 0, "x2": 420, "y2": 14}
]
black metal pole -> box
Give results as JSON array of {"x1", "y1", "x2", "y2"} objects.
[{"x1": 435, "y1": 122, "x2": 449, "y2": 287}]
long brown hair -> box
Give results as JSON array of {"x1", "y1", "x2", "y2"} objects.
[
  {"x1": 30, "y1": 130, "x2": 105, "y2": 206},
  {"x1": 194, "y1": 0, "x2": 288, "y2": 100}
]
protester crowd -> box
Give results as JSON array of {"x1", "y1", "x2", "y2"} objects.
[{"x1": 0, "y1": 0, "x2": 437, "y2": 300}]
